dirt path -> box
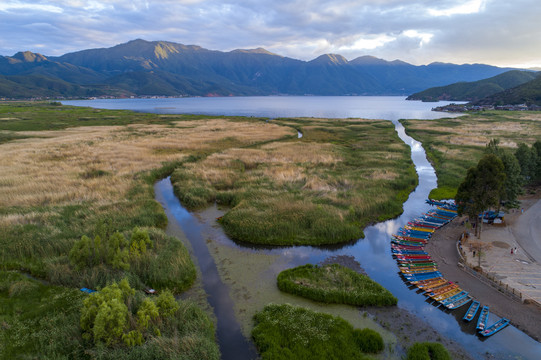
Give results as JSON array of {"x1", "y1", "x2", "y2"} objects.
[{"x1": 426, "y1": 218, "x2": 541, "y2": 342}]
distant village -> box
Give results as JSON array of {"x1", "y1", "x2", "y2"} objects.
[{"x1": 433, "y1": 103, "x2": 541, "y2": 113}]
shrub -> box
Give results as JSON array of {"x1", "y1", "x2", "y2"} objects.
[
  {"x1": 406, "y1": 342, "x2": 452, "y2": 360},
  {"x1": 353, "y1": 328, "x2": 384, "y2": 353}
]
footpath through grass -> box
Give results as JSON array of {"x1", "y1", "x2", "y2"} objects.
[
  {"x1": 402, "y1": 111, "x2": 541, "y2": 199},
  {"x1": 172, "y1": 117, "x2": 417, "y2": 245},
  {"x1": 277, "y1": 263, "x2": 397, "y2": 306}
]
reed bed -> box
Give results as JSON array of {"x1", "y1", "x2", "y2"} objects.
[
  {"x1": 277, "y1": 264, "x2": 397, "y2": 306},
  {"x1": 252, "y1": 303, "x2": 383, "y2": 359},
  {"x1": 172, "y1": 117, "x2": 417, "y2": 245}
]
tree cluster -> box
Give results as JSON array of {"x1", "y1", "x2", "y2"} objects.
[
  {"x1": 80, "y1": 278, "x2": 179, "y2": 347},
  {"x1": 456, "y1": 139, "x2": 541, "y2": 235},
  {"x1": 69, "y1": 221, "x2": 152, "y2": 271}
]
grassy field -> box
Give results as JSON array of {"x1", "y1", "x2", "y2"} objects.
[
  {"x1": 252, "y1": 303, "x2": 384, "y2": 360},
  {"x1": 0, "y1": 102, "x2": 292, "y2": 358},
  {"x1": 277, "y1": 264, "x2": 397, "y2": 306},
  {"x1": 172, "y1": 117, "x2": 417, "y2": 245},
  {"x1": 402, "y1": 111, "x2": 541, "y2": 199}
]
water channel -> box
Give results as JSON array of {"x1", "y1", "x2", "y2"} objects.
[{"x1": 68, "y1": 97, "x2": 541, "y2": 359}]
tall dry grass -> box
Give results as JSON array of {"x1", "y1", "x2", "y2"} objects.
[{"x1": 0, "y1": 120, "x2": 292, "y2": 208}]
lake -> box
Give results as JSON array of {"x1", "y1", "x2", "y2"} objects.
[{"x1": 63, "y1": 96, "x2": 460, "y2": 120}]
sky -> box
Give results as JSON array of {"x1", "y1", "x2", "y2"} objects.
[{"x1": 0, "y1": 0, "x2": 540, "y2": 68}]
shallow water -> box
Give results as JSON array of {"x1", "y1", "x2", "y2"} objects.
[{"x1": 74, "y1": 97, "x2": 540, "y2": 359}]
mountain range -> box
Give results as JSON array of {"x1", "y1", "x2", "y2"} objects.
[{"x1": 0, "y1": 39, "x2": 520, "y2": 99}]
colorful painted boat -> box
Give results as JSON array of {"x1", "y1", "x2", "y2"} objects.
[
  {"x1": 476, "y1": 306, "x2": 490, "y2": 331},
  {"x1": 463, "y1": 300, "x2": 480, "y2": 321},
  {"x1": 445, "y1": 295, "x2": 472, "y2": 309},
  {"x1": 432, "y1": 288, "x2": 462, "y2": 301},
  {"x1": 414, "y1": 278, "x2": 447, "y2": 289},
  {"x1": 480, "y1": 318, "x2": 509, "y2": 337},
  {"x1": 439, "y1": 290, "x2": 468, "y2": 305},
  {"x1": 425, "y1": 283, "x2": 457, "y2": 296}
]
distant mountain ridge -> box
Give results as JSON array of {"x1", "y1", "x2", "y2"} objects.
[
  {"x1": 0, "y1": 39, "x2": 519, "y2": 99},
  {"x1": 406, "y1": 70, "x2": 538, "y2": 102}
]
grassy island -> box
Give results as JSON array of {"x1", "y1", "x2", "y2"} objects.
[
  {"x1": 252, "y1": 303, "x2": 384, "y2": 360},
  {"x1": 277, "y1": 263, "x2": 397, "y2": 306},
  {"x1": 172, "y1": 117, "x2": 417, "y2": 245}
]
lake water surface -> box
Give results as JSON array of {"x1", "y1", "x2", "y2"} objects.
[
  {"x1": 64, "y1": 96, "x2": 458, "y2": 120},
  {"x1": 67, "y1": 97, "x2": 540, "y2": 359}
]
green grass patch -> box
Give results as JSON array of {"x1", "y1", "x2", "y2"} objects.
[
  {"x1": 277, "y1": 263, "x2": 397, "y2": 306},
  {"x1": 406, "y1": 342, "x2": 451, "y2": 360},
  {"x1": 252, "y1": 303, "x2": 383, "y2": 360}
]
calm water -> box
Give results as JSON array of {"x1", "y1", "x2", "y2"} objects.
[
  {"x1": 72, "y1": 97, "x2": 540, "y2": 359},
  {"x1": 63, "y1": 96, "x2": 459, "y2": 120}
]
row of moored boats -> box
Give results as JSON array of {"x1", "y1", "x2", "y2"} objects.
[{"x1": 391, "y1": 199, "x2": 509, "y2": 337}]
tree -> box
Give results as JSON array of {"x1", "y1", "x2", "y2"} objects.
[
  {"x1": 498, "y1": 151, "x2": 522, "y2": 207},
  {"x1": 93, "y1": 298, "x2": 128, "y2": 345},
  {"x1": 533, "y1": 140, "x2": 541, "y2": 179},
  {"x1": 515, "y1": 142, "x2": 537, "y2": 182},
  {"x1": 69, "y1": 235, "x2": 92, "y2": 270},
  {"x1": 456, "y1": 154, "x2": 505, "y2": 237},
  {"x1": 81, "y1": 280, "x2": 130, "y2": 344},
  {"x1": 485, "y1": 139, "x2": 522, "y2": 207},
  {"x1": 137, "y1": 298, "x2": 160, "y2": 329},
  {"x1": 130, "y1": 227, "x2": 153, "y2": 258},
  {"x1": 156, "y1": 289, "x2": 180, "y2": 317}
]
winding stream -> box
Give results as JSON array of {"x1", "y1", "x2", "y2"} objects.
[{"x1": 70, "y1": 97, "x2": 540, "y2": 359}]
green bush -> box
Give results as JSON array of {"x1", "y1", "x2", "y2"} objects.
[
  {"x1": 406, "y1": 342, "x2": 452, "y2": 360},
  {"x1": 353, "y1": 328, "x2": 384, "y2": 353},
  {"x1": 252, "y1": 303, "x2": 381, "y2": 360},
  {"x1": 277, "y1": 264, "x2": 397, "y2": 306}
]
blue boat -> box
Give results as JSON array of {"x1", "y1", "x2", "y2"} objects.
[
  {"x1": 476, "y1": 306, "x2": 490, "y2": 331},
  {"x1": 480, "y1": 318, "x2": 510, "y2": 337},
  {"x1": 439, "y1": 290, "x2": 468, "y2": 306},
  {"x1": 445, "y1": 295, "x2": 472, "y2": 310},
  {"x1": 80, "y1": 287, "x2": 96, "y2": 294},
  {"x1": 463, "y1": 300, "x2": 480, "y2": 321}
]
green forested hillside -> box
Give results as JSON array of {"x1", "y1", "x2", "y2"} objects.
[
  {"x1": 406, "y1": 70, "x2": 537, "y2": 102},
  {"x1": 474, "y1": 74, "x2": 541, "y2": 105}
]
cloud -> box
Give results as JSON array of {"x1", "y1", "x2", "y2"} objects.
[{"x1": 0, "y1": 0, "x2": 539, "y2": 67}]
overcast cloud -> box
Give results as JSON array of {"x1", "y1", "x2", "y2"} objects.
[{"x1": 0, "y1": 0, "x2": 539, "y2": 67}]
